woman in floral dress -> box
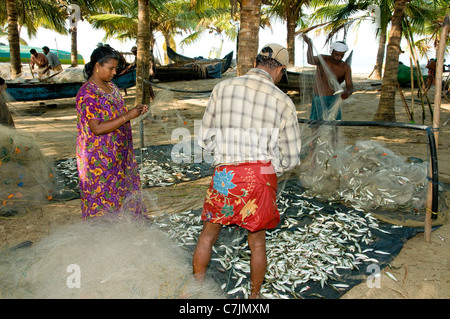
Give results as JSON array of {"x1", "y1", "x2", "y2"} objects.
[{"x1": 76, "y1": 46, "x2": 148, "y2": 219}]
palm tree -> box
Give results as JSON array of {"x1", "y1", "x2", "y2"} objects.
[
  {"x1": 266, "y1": 0, "x2": 312, "y2": 66},
  {"x1": 60, "y1": 0, "x2": 115, "y2": 67},
  {"x1": 136, "y1": 0, "x2": 152, "y2": 106},
  {"x1": 373, "y1": 0, "x2": 411, "y2": 122},
  {"x1": 191, "y1": 0, "x2": 263, "y2": 76},
  {"x1": 2, "y1": 0, "x2": 67, "y2": 77},
  {"x1": 305, "y1": 0, "x2": 388, "y2": 75},
  {"x1": 301, "y1": 0, "x2": 448, "y2": 121},
  {"x1": 373, "y1": 0, "x2": 448, "y2": 121},
  {"x1": 236, "y1": 0, "x2": 262, "y2": 75},
  {"x1": 6, "y1": 0, "x2": 21, "y2": 78}
]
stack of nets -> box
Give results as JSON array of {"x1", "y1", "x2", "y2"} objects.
[
  {"x1": 0, "y1": 125, "x2": 57, "y2": 217},
  {"x1": 0, "y1": 213, "x2": 224, "y2": 299}
]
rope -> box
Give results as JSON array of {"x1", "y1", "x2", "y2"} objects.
[{"x1": 140, "y1": 77, "x2": 213, "y2": 94}]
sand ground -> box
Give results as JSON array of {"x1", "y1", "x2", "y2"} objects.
[{"x1": 1, "y1": 70, "x2": 449, "y2": 299}]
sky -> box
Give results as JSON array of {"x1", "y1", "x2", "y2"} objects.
[{"x1": 1, "y1": 15, "x2": 440, "y2": 76}]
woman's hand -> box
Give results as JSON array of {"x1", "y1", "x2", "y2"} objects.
[
  {"x1": 128, "y1": 104, "x2": 149, "y2": 119},
  {"x1": 89, "y1": 105, "x2": 149, "y2": 136}
]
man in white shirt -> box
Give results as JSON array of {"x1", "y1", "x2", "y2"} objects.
[{"x1": 193, "y1": 43, "x2": 301, "y2": 298}]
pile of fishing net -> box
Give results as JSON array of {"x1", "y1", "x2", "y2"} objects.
[
  {"x1": 0, "y1": 125, "x2": 57, "y2": 217},
  {"x1": 295, "y1": 121, "x2": 448, "y2": 226},
  {"x1": 52, "y1": 67, "x2": 85, "y2": 83},
  {"x1": 0, "y1": 212, "x2": 224, "y2": 299},
  {"x1": 300, "y1": 138, "x2": 428, "y2": 212}
]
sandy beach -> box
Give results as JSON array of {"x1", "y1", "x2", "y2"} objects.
[{"x1": 1, "y1": 69, "x2": 449, "y2": 299}]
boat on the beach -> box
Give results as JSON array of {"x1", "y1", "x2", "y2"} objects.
[
  {"x1": 0, "y1": 44, "x2": 84, "y2": 65},
  {"x1": 6, "y1": 69, "x2": 136, "y2": 102},
  {"x1": 397, "y1": 62, "x2": 428, "y2": 86},
  {"x1": 167, "y1": 46, "x2": 229, "y2": 65},
  {"x1": 277, "y1": 70, "x2": 315, "y2": 92},
  {"x1": 154, "y1": 49, "x2": 233, "y2": 82}
]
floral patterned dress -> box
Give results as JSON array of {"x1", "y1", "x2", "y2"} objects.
[
  {"x1": 201, "y1": 162, "x2": 279, "y2": 232},
  {"x1": 76, "y1": 80, "x2": 144, "y2": 219}
]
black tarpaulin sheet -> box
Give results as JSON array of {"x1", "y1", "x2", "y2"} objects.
[{"x1": 198, "y1": 178, "x2": 422, "y2": 299}]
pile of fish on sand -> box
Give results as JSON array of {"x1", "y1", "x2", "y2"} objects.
[{"x1": 150, "y1": 179, "x2": 417, "y2": 299}]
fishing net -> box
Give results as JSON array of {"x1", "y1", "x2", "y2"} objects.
[
  {"x1": 0, "y1": 211, "x2": 224, "y2": 299},
  {"x1": 289, "y1": 39, "x2": 447, "y2": 226},
  {"x1": 0, "y1": 125, "x2": 57, "y2": 218}
]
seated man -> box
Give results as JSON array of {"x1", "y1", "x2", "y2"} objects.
[{"x1": 30, "y1": 49, "x2": 50, "y2": 78}]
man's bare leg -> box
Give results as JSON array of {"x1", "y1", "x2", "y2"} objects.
[
  {"x1": 247, "y1": 229, "x2": 267, "y2": 299},
  {"x1": 192, "y1": 221, "x2": 222, "y2": 281}
]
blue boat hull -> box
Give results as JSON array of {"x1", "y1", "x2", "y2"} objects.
[{"x1": 6, "y1": 69, "x2": 136, "y2": 102}]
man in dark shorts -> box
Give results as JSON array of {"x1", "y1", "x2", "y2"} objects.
[{"x1": 193, "y1": 43, "x2": 302, "y2": 298}]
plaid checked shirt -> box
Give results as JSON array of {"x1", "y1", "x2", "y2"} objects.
[{"x1": 198, "y1": 68, "x2": 302, "y2": 174}]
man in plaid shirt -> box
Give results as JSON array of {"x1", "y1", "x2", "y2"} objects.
[{"x1": 193, "y1": 43, "x2": 301, "y2": 298}]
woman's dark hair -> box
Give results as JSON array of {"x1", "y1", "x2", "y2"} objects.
[{"x1": 83, "y1": 46, "x2": 120, "y2": 79}]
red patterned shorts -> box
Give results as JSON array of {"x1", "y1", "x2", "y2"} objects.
[{"x1": 201, "y1": 161, "x2": 279, "y2": 232}]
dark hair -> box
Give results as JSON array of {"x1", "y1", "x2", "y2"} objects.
[
  {"x1": 42, "y1": 46, "x2": 49, "y2": 51},
  {"x1": 0, "y1": 77, "x2": 5, "y2": 86},
  {"x1": 83, "y1": 46, "x2": 120, "y2": 79},
  {"x1": 30, "y1": 49, "x2": 37, "y2": 54},
  {"x1": 255, "y1": 47, "x2": 283, "y2": 69}
]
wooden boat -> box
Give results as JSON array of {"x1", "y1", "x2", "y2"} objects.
[
  {"x1": 6, "y1": 69, "x2": 136, "y2": 102},
  {"x1": 276, "y1": 70, "x2": 315, "y2": 92},
  {"x1": 397, "y1": 62, "x2": 427, "y2": 86},
  {"x1": 0, "y1": 44, "x2": 84, "y2": 65},
  {"x1": 154, "y1": 49, "x2": 233, "y2": 82},
  {"x1": 167, "y1": 46, "x2": 225, "y2": 64}
]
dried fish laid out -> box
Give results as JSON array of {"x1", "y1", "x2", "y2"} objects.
[
  {"x1": 135, "y1": 145, "x2": 213, "y2": 188},
  {"x1": 149, "y1": 181, "x2": 417, "y2": 299},
  {"x1": 52, "y1": 144, "x2": 214, "y2": 193},
  {"x1": 301, "y1": 139, "x2": 428, "y2": 213},
  {"x1": 51, "y1": 157, "x2": 81, "y2": 200},
  {"x1": 54, "y1": 157, "x2": 79, "y2": 190},
  {"x1": 139, "y1": 158, "x2": 205, "y2": 188}
]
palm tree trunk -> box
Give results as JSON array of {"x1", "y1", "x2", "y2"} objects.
[
  {"x1": 136, "y1": 0, "x2": 151, "y2": 106},
  {"x1": 369, "y1": 28, "x2": 387, "y2": 79},
  {"x1": 373, "y1": 0, "x2": 410, "y2": 122},
  {"x1": 237, "y1": 0, "x2": 262, "y2": 76},
  {"x1": 286, "y1": 8, "x2": 296, "y2": 66},
  {"x1": 6, "y1": 0, "x2": 22, "y2": 78},
  {"x1": 70, "y1": 26, "x2": 78, "y2": 67}
]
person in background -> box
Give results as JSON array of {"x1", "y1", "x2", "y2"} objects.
[
  {"x1": 42, "y1": 46, "x2": 63, "y2": 74},
  {"x1": 76, "y1": 46, "x2": 148, "y2": 219},
  {"x1": 193, "y1": 43, "x2": 302, "y2": 299},
  {"x1": 0, "y1": 77, "x2": 15, "y2": 127},
  {"x1": 120, "y1": 46, "x2": 137, "y2": 75},
  {"x1": 29, "y1": 49, "x2": 50, "y2": 78},
  {"x1": 302, "y1": 34, "x2": 354, "y2": 121},
  {"x1": 302, "y1": 34, "x2": 354, "y2": 151},
  {"x1": 119, "y1": 46, "x2": 138, "y2": 96}
]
